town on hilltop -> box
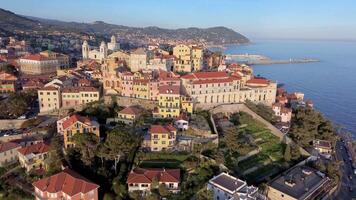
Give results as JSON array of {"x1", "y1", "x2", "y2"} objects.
[{"x1": 0, "y1": 32, "x2": 354, "y2": 200}]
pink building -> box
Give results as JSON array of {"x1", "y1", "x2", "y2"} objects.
[{"x1": 119, "y1": 72, "x2": 134, "y2": 97}]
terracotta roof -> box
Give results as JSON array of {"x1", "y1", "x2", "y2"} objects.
[
  {"x1": 246, "y1": 78, "x2": 269, "y2": 86},
  {"x1": 21, "y1": 54, "x2": 54, "y2": 61},
  {"x1": 119, "y1": 106, "x2": 141, "y2": 115},
  {"x1": 159, "y1": 85, "x2": 180, "y2": 95},
  {"x1": 0, "y1": 72, "x2": 17, "y2": 81},
  {"x1": 39, "y1": 86, "x2": 59, "y2": 91},
  {"x1": 192, "y1": 77, "x2": 239, "y2": 85},
  {"x1": 62, "y1": 114, "x2": 96, "y2": 130},
  {"x1": 0, "y1": 142, "x2": 21, "y2": 153},
  {"x1": 17, "y1": 143, "x2": 50, "y2": 156},
  {"x1": 150, "y1": 125, "x2": 176, "y2": 134},
  {"x1": 127, "y1": 168, "x2": 180, "y2": 184},
  {"x1": 32, "y1": 168, "x2": 99, "y2": 197},
  {"x1": 181, "y1": 71, "x2": 228, "y2": 80}
]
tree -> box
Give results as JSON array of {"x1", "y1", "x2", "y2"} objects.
[
  {"x1": 147, "y1": 193, "x2": 159, "y2": 200},
  {"x1": 72, "y1": 132, "x2": 100, "y2": 166},
  {"x1": 284, "y1": 144, "x2": 291, "y2": 162},
  {"x1": 103, "y1": 129, "x2": 138, "y2": 162},
  {"x1": 158, "y1": 184, "x2": 169, "y2": 197},
  {"x1": 46, "y1": 135, "x2": 64, "y2": 175},
  {"x1": 196, "y1": 188, "x2": 213, "y2": 200}
]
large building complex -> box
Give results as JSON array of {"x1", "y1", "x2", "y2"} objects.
[
  {"x1": 18, "y1": 54, "x2": 59, "y2": 75},
  {"x1": 181, "y1": 71, "x2": 277, "y2": 108}
]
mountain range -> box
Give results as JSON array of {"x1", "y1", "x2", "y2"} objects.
[{"x1": 0, "y1": 8, "x2": 249, "y2": 45}]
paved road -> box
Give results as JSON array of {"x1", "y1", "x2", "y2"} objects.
[{"x1": 332, "y1": 141, "x2": 356, "y2": 199}]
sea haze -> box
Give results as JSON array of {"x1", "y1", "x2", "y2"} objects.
[{"x1": 212, "y1": 39, "x2": 356, "y2": 136}]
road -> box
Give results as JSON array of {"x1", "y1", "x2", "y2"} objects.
[{"x1": 332, "y1": 141, "x2": 356, "y2": 199}]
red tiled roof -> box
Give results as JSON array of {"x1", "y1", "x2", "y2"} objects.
[
  {"x1": 119, "y1": 106, "x2": 141, "y2": 115},
  {"x1": 181, "y1": 71, "x2": 228, "y2": 80},
  {"x1": 150, "y1": 125, "x2": 176, "y2": 134},
  {"x1": 159, "y1": 85, "x2": 180, "y2": 95},
  {"x1": 17, "y1": 143, "x2": 50, "y2": 156},
  {"x1": 192, "y1": 77, "x2": 239, "y2": 85},
  {"x1": 127, "y1": 168, "x2": 180, "y2": 184},
  {"x1": 62, "y1": 114, "x2": 94, "y2": 129},
  {"x1": 246, "y1": 78, "x2": 269, "y2": 86},
  {"x1": 21, "y1": 54, "x2": 53, "y2": 61},
  {"x1": 32, "y1": 168, "x2": 99, "y2": 197},
  {"x1": 0, "y1": 142, "x2": 21, "y2": 153},
  {"x1": 39, "y1": 86, "x2": 59, "y2": 91}
]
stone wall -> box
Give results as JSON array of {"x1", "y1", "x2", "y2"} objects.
[
  {"x1": 104, "y1": 95, "x2": 157, "y2": 109},
  {"x1": 0, "y1": 119, "x2": 26, "y2": 130}
]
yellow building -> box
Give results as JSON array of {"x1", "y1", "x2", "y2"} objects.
[
  {"x1": 117, "y1": 106, "x2": 142, "y2": 125},
  {"x1": 17, "y1": 143, "x2": 50, "y2": 172},
  {"x1": 61, "y1": 114, "x2": 100, "y2": 148},
  {"x1": 191, "y1": 46, "x2": 203, "y2": 71},
  {"x1": 180, "y1": 96, "x2": 193, "y2": 114},
  {"x1": 133, "y1": 79, "x2": 150, "y2": 99},
  {"x1": 173, "y1": 44, "x2": 192, "y2": 73},
  {"x1": 155, "y1": 85, "x2": 181, "y2": 118},
  {"x1": 38, "y1": 86, "x2": 61, "y2": 113},
  {"x1": 149, "y1": 125, "x2": 177, "y2": 151}
]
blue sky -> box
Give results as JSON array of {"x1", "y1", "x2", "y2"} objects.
[{"x1": 2, "y1": 0, "x2": 356, "y2": 40}]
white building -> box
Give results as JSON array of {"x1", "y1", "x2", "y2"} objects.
[
  {"x1": 129, "y1": 48, "x2": 147, "y2": 72},
  {"x1": 82, "y1": 40, "x2": 108, "y2": 62},
  {"x1": 107, "y1": 35, "x2": 120, "y2": 51},
  {"x1": 208, "y1": 172, "x2": 259, "y2": 200}
]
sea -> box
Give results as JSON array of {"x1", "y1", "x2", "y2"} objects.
[{"x1": 210, "y1": 39, "x2": 356, "y2": 137}]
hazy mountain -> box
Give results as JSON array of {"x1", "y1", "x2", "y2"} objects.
[{"x1": 0, "y1": 8, "x2": 249, "y2": 45}]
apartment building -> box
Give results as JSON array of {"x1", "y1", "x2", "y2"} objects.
[
  {"x1": 155, "y1": 85, "x2": 181, "y2": 118},
  {"x1": 127, "y1": 168, "x2": 180, "y2": 193},
  {"x1": 17, "y1": 143, "x2": 50, "y2": 172},
  {"x1": 129, "y1": 48, "x2": 147, "y2": 72},
  {"x1": 33, "y1": 168, "x2": 99, "y2": 200},
  {"x1": 18, "y1": 54, "x2": 59, "y2": 75},
  {"x1": 191, "y1": 46, "x2": 203, "y2": 71},
  {"x1": 267, "y1": 166, "x2": 331, "y2": 200},
  {"x1": 38, "y1": 86, "x2": 62, "y2": 113},
  {"x1": 61, "y1": 87, "x2": 100, "y2": 109},
  {"x1": 0, "y1": 142, "x2": 21, "y2": 167},
  {"x1": 61, "y1": 114, "x2": 100, "y2": 148},
  {"x1": 149, "y1": 125, "x2": 177, "y2": 151},
  {"x1": 40, "y1": 50, "x2": 70, "y2": 69},
  {"x1": 173, "y1": 44, "x2": 193, "y2": 73}
]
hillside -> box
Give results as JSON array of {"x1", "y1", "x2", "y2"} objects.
[{"x1": 0, "y1": 8, "x2": 249, "y2": 45}]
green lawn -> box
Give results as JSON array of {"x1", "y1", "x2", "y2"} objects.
[
  {"x1": 223, "y1": 112, "x2": 285, "y2": 183},
  {"x1": 135, "y1": 152, "x2": 191, "y2": 169}
]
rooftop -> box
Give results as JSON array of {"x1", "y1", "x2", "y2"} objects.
[
  {"x1": 0, "y1": 142, "x2": 21, "y2": 153},
  {"x1": 17, "y1": 142, "x2": 50, "y2": 156},
  {"x1": 150, "y1": 124, "x2": 177, "y2": 134},
  {"x1": 62, "y1": 114, "x2": 98, "y2": 129},
  {"x1": 127, "y1": 168, "x2": 180, "y2": 184},
  {"x1": 209, "y1": 172, "x2": 246, "y2": 194},
  {"x1": 32, "y1": 168, "x2": 99, "y2": 197},
  {"x1": 268, "y1": 166, "x2": 329, "y2": 200}
]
